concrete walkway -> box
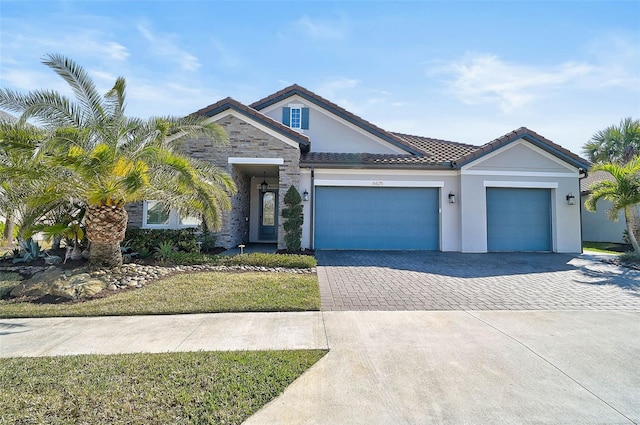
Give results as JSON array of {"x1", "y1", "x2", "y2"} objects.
[{"x1": 1, "y1": 311, "x2": 638, "y2": 424}]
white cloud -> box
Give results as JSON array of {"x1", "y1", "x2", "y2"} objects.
[
  {"x1": 103, "y1": 42, "x2": 129, "y2": 61},
  {"x1": 289, "y1": 14, "x2": 349, "y2": 41},
  {"x1": 433, "y1": 54, "x2": 594, "y2": 112},
  {"x1": 136, "y1": 21, "x2": 200, "y2": 71}
]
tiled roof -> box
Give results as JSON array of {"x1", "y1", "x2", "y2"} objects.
[
  {"x1": 392, "y1": 132, "x2": 479, "y2": 163},
  {"x1": 300, "y1": 152, "x2": 455, "y2": 168},
  {"x1": 250, "y1": 84, "x2": 422, "y2": 156},
  {"x1": 194, "y1": 85, "x2": 588, "y2": 171},
  {"x1": 580, "y1": 170, "x2": 612, "y2": 194},
  {"x1": 192, "y1": 97, "x2": 310, "y2": 148},
  {"x1": 455, "y1": 127, "x2": 590, "y2": 169}
]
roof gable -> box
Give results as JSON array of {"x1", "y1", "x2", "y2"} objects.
[
  {"x1": 456, "y1": 127, "x2": 590, "y2": 170},
  {"x1": 250, "y1": 84, "x2": 422, "y2": 155},
  {"x1": 192, "y1": 97, "x2": 310, "y2": 149}
]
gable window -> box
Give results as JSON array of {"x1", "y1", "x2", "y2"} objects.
[
  {"x1": 290, "y1": 107, "x2": 301, "y2": 129},
  {"x1": 282, "y1": 105, "x2": 309, "y2": 130},
  {"x1": 143, "y1": 200, "x2": 201, "y2": 229}
]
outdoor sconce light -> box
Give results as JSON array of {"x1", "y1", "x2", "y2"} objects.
[
  {"x1": 566, "y1": 192, "x2": 576, "y2": 205},
  {"x1": 303, "y1": 189, "x2": 309, "y2": 201},
  {"x1": 448, "y1": 191, "x2": 456, "y2": 204},
  {"x1": 260, "y1": 172, "x2": 268, "y2": 193}
]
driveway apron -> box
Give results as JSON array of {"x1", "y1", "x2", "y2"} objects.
[{"x1": 316, "y1": 251, "x2": 640, "y2": 311}]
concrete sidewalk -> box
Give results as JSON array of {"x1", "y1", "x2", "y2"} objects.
[
  {"x1": 0, "y1": 312, "x2": 328, "y2": 357},
  {"x1": 1, "y1": 310, "x2": 638, "y2": 424}
]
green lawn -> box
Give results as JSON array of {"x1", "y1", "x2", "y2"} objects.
[
  {"x1": 582, "y1": 241, "x2": 629, "y2": 254},
  {"x1": 0, "y1": 350, "x2": 327, "y2": 425},
  {"x1": 0, "y1": 272, "x2": 320, "y2": 318}
]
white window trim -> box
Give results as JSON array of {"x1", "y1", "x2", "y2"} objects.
[
  {"x1": 290, "y1": 106, "x2": 302, "y2": 129},
  {"x1": 142, "y1": 200, "x2": 201, "y2": 229}
]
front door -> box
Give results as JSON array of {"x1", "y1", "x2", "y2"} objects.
[{"x1": 259, "y1": 190, "x2": 278, "y2": 241}]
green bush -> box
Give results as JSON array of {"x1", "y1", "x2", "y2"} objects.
[
  {"x1": 166, "y1": 251, "x2": 218, "y2": 265},
  {"x1": 197, "y1": 231, "x2": 217, "y2": 252},
  {"x1": 282, "y1": 186, "x2": 303, "y2": 252},
  {"x1": 221, "y1": 253, "x2": 316, "y2": 269},
  {"x1": 125, "y1": 228, "x2": 199, "y2": 253}
]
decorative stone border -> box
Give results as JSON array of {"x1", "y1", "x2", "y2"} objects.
[{"x1": 1, "y1": 263, "x2": 316, "y2": 294}]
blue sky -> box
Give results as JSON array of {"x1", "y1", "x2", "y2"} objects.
[{"x1": 1, "y1": 1, "x2": 638, "y2": 156}]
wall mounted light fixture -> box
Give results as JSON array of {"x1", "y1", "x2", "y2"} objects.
[
  {"x1": 260, "y1": 172, "x2": 268, "y2": 193},
  {"x1": 448, "y1": 191, "x2": 456, "y2": 204},
  {"x1": 566, "y1": 193, "x2": 576, "y2": 205},
  {"x1": 303, "y1": 189, "x2": 309, "y2": 201}
]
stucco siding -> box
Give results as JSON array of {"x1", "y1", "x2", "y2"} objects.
[
  {"x1": 460, "y1": 173, "x2": 581, "y2": 253},
  {"x1": 260, "y1": 95, "x2": 405, "y2": 154},
  {"x1": 464, "y1": 140, "x2": 576, "y2": 174},
  {"x1": 581, "y1": 197, "x2": 627, "y2": 243}
]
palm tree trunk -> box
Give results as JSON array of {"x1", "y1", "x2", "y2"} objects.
[
  {"x1": 626, "y1": 204, "x2": 640, "y2": 245},
  {"x1": 84, "y1": 205, "x2": 128, "y2": 268},
  {"x1": 89, "y1": 241, "x2": 123, "y2": 267},
  {"x1": 2, "y1": 210, "x2": 15, "y2": 244},
  {"x1": 625, "y1": 206, "x2": 640, "y2": 255}
]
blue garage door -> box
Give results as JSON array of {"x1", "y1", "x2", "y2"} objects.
[
  {"x1": 487, "y1": 188, "x2": 552, "y2": 251},
  {"x1": 314, "y1": 186, "x2": 439, "y2": 250}
]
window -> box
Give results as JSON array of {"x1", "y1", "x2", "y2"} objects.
[
  {"x1": 282, "y1": 106, "x2": 309, "y2": 130},
  {"x1": 143, "y1": 200, "x2": 202, "y2": 229},
  {"x1": 290, "y1": 107, "x2": 301, "y2": 129},
  {"x1": 145, "y1": 200, "x2": 170, "y2": 226}
]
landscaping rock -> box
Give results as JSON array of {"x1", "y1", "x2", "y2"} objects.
[{"x1": 9, "y1": 268, "x2": 107, "y2": 299}]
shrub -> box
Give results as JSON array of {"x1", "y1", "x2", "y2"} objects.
[
  {"x1": 154, "y1": 241, "x2": 176, "y2": 263},
  {"x1": 166, "y1": 251, "x2": 218, "y2": 265},
  {"x1": 221, "y1": 253, "x2": 316, "y2": 269},
  {"x1": 281, "y1": 186, "x2": 303, "y2": 252},
  {"x1": 125, "y1": 228, "x2": 199, "y2": 253},
  {"x1": 197, "y1": 231, "x2": 217, "y2": 252}
]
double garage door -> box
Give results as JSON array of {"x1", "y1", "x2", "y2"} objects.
[{"x1": 314, "y1": 186, "x2": 439, "y2": 250}]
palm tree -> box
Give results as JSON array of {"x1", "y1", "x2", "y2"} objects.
[
  {"x1": 0, "y1": 54, "x2": 235, "y2": 267},
  {"x1": 585, "y1": 157, "x2": 640, "y2": 255},
  {"x1": 0, "y1": 120, "x2": 55, "y2": 242},
  {"x1": 582, "y1": 117, "x2": 640, "y2": 165}
]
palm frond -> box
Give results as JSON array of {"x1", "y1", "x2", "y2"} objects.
[{"x1": 41, "y1": 53, "x2": 105, "y2": 125}]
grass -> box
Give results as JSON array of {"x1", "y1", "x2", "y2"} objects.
[
  {"x1": 0, "y1": 272, "x2": 21, "y2": 298},
  {"x1": 0, "y1": 349, "x2": 327, "y2": 425},
  {"x1": 0, "y1": 272, "x2": 320, "y2": 318},
  {"x1": 582, "y1": 241, "x2": 629, "y2": 254}
]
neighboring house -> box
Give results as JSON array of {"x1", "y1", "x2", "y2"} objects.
[
  {"x1": 580, "y1": 170, "x2": 636, "y2": 244},
  {"x1": 127, "y1": 84, "x2": 590, "y2": 253}
]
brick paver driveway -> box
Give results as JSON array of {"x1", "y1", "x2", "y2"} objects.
[{"x1": 316, "y1": 251, "x2": 640, "y2": 311}]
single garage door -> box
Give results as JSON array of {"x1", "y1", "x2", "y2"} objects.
[
  {"x1": 486, "y1": 187, "x2": 552, "y2": 251},
  {"x1": 314, "y1": 186, "x2": 439, "y2": 250}
]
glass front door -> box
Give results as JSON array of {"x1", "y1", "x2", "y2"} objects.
[{"x1": 259, "y1": 190, "x2": 278, "y2": 241}]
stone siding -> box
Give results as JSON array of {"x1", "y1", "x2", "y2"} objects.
[{"x1": 185, "y1": 115, "x2": 301, "y2": 249}]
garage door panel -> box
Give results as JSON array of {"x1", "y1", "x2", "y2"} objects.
[
  {"x1": 487, "y1": 188, "x2": 552, "y2": 251},
  {"x1": 315, "y1": 187, "x2": 439, "y2": 250}
]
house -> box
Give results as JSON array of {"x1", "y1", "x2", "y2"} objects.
[
  {"x1": 127, "y1": 84, "x2": 590, "y2": 253},
  {"x1": 580, "y1": 170, "x2": 637, "y2": 244}
]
